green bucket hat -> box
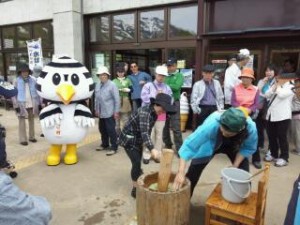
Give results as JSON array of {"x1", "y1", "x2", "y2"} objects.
[{"x1": 220, "y1": 108, "x2": 247, "y2": 133}]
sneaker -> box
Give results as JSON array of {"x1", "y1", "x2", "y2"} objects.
[
  {"x1": 96, "y1": 146, "x2": 109, "y2": 151},
  {"x1": 252, "y1": 161, "x2": 262, "y2": 169},
  {"x1": 29, "y1": 138, "x2": 37, "y2": 143},
  {"x1": 274, "y1": 158, "x2": 288, "y2": 167},
  {"x1": 20, "y1": 141, "x2": 28, "y2": 146},
  {"x1": 264, "y1": 154, "x2": 274, "y2": 162},
  {"x1": 143, "y1": 158, "x2": 150, "y2": 164},
  {"x1": 106, "y1": 150, "x2": 117, "y2": 156},
  {"x1": 291, "y1": 149, "x2": 300, "y2": 156},
  {"x1": 131, "y1": 187, "x2": 137, "y2": 198}
]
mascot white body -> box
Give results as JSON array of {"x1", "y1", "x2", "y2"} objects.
[{"x1": 36, "y1": 56, "x2": 95, "y2": 165}]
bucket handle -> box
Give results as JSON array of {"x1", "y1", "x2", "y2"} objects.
[{"x1": 227, "y1": 178, "x2": 251, "y2": 199}]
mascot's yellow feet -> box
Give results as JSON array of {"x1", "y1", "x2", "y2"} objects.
[
  {"x1": 64, "y1": 144, "x2": 78, "y2": 165},
  {"x1": 47, "y1": 145, "x2": 62, "y2": 166}
]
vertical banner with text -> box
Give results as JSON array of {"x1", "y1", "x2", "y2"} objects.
[{"x1": 26, "y1": 38, "x2": 43, "y2": 70}]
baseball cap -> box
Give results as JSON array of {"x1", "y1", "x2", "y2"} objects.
[
  {"x1": 202, "y1": 64, "x2": 215, "y2": 73},
  {"x1": 166, "y1": 58, "x2": 177, "y2": 66}
]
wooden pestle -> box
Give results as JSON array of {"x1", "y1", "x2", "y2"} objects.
[{"x1": 157, "y1": 149, "x2": 174, "y2": 192}]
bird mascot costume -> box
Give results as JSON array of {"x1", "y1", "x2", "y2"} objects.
[{"x1": 36, "y1": 56, "x2": 95, "y2": 166}]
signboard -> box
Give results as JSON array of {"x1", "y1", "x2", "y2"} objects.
[
  {"x1": 26, "y1": 38, "x2": 43, "y2": 70},
  {"x1": 177, "y1": 60, "x2": 186, "y2": 69},
  {"x1": 180, "y1": 68, "x2": 193, "y2": 88}
]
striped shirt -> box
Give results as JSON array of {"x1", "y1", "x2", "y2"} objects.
[{"x1": 118, "y1": 104, "x2": 157, "y2": 151}]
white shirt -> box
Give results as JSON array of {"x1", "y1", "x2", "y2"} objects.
[
  {"x1": 224, "y1": 63, "x2": 241, "y2": 104},
  {"x1": 265, "y1": 81, "x2": 294, "y2": 121}
]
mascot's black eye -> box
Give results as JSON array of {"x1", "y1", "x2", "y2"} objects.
[
  {"x1": 52, "y1": 73, "x2": 61, "y2": 85},
  {"x1": 71, "y1": 74, "x2": 79, "y2": 85}
]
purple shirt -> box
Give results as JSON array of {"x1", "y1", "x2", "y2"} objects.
[
  {"x1": 141, "y1": 80, "x2": 173, "y2": 106},
  {"x1": 200, "y1": 81, "x2": 216, "y2": 106}
]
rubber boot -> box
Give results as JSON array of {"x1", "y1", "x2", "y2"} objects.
[
  {"x1": 64, "y1": 144, "x2": 78, "y2": 165},
  {"x1": 47, "y1": 144, "x2": 62, "y2": 166}
]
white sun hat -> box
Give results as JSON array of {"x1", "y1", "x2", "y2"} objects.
[
  {"x1": 155, "y1": 65, "x2": 168, "y2": 76},
  {"x1": 96, "y1": 66, "x2": 110, "y2": 76}
]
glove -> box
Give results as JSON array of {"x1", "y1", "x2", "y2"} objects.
[{"x1": 15, "y1": 108, "x2": 20, "y2": 113}]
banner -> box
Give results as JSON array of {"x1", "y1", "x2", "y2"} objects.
[{"x1": 26, "y1": 38, "x2": 43, "y2": 70}]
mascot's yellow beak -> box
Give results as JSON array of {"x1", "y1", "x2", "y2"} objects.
[{"x1": 56, "y1": 84, "x2": 75, "y2": 105}]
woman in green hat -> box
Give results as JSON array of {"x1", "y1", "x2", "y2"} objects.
[{"x1": 173, "y1": 107, "x2": 257, "y2": 196}]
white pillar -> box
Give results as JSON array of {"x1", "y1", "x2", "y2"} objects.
[{"x1": 53, "y1": 0, "x2": 84, "y2": 63}]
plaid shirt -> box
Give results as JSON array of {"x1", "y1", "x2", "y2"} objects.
[{"x1": 118, "y1": 105, "x2": 157, "y2": 150}]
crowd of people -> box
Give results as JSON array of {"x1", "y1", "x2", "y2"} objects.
[{"x1": 0, "y1": 49, "x2": 299, "y2": 223}]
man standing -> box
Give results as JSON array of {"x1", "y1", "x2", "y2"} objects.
[
  {"x1": 191, "y1": 64, "x2": 224, "y2": 128},
  {"x1": 224, "y1": 49, "x2": 251, "y2": 108},
  {"x1": 128, "y1": 62, "x2": 152, "y2": 112},
  {"x1": 94, "y1": 66, "x2": 120, "y2": 156},
  {"x1": 163, "y1": 58, "x2": 184, "y2": 152}
]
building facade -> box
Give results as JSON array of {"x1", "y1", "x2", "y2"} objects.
[{"x1": 0, "y1": 0, "x2": 300, "y2": 83}]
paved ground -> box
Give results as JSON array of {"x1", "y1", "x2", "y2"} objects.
[{"x1": 1, "y1": 107, "x2": 299, "y2": 225}]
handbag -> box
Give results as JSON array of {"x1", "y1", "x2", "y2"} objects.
[{"x1": 260, "y1": 94, "x2": 277, "y2": 120}]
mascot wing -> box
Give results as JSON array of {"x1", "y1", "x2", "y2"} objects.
[
  {"x1": 74, "y1": 103, "x2": 95, "y2": 127},
  {"x1": 40, "y1": 104, "x2": 63, "y2": 128}
]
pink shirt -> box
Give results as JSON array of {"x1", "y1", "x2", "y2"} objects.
[
  {"x1": 231, "y1": 84, "x2": 260, "y2": 112},
  {"x1": 157, "y1": 113, "x2": 166, "y2": 121}
]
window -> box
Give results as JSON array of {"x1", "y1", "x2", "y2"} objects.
[
  {"x1": 112, "y1": 13, "x2": 136, "y2": 42},
  {"x1": 17, "y1": 24, "x2": 31, "y2": 48},
  {"x1": 90, "y1": 15, "x2": 110, "y2": 43},
  {"x1": 2, "y1": 27, "x2": 15, "y2": 49},
  {"x1": 4, "y1": 53, "x2": 17, "y2": 78},
  {"x1": 208, "y1": 0, "x2": 300, "y2": 32},
  {"x1": 169, "y1": 5, "x2": 198, "y2": 39},
  {"x1": 168, "y1": 48, "x2": 196, "y2": 88},
  {"x1": 271, "y1": 49, "x2": 300, "y2": 73},
  {"x1": 139, "y1": 10, "x2": 165, "y2": 41},
  {"x1": 91, "y1": 51, "x2": 111, "y2": 82},
  {"x1": 33, "y1": 22, "x2": 53, "y2": 48}
]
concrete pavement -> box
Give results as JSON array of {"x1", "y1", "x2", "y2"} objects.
[{"x1": 1, "y1": 107, "x2": 299, "y2": 225}]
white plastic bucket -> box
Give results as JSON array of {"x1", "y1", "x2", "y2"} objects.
[{"x1": 221, "y1": 168, "x2": 252, "y2": 203}]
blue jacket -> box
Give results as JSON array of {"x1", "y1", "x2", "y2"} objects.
[
  {"x1": 128, "y1": 71, "x2": 152, "y2": 100},
  {"x1": 179, "y1": 111, "x2": 257, "y2": 162},
  {"x1": 94, "y1": 80, "x2": 120, "y2": 118},
  {"x1": 0, "y1": 171, "x2": 52, "y2": 225}
]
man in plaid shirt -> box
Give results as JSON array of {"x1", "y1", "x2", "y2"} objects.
[{"x1": 118, "y1": 93, "x2": 176, "y2": 198}]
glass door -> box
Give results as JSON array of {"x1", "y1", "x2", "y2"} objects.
[{"x1": 114, "y1": 49, "x2": 162, "y2": 77}]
